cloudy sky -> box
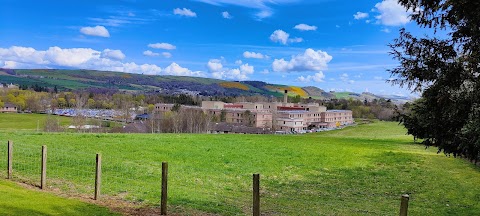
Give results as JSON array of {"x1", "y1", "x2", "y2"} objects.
[{"x1": 0, "y1": 0, "x2": 423, "y2": 96}]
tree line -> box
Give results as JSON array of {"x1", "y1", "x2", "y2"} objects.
[{"x1": 1, "y1": 87, "x2": 401, "y2": 121}]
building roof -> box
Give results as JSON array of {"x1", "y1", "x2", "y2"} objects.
[
  {"x1": 135, "y1": 113, "x2": 150, "y2": 119},
  {"x1": 278, "y1": 110, "x2": 309, "y2": 114},
  {"x1": 276, "y1": 118, "x2": 303, "y2": 121},
  {"x1": 2, "y1": 103, "x2": 16, "y2": 108}
]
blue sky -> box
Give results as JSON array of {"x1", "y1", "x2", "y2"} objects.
[{"x1": 0, "y1": 0, "x2": 423, "y2": 96}]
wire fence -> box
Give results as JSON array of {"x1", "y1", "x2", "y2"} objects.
[
  {"x1": 11, "y1": 143, "x2": 41, "y2": 185},
  {"x1": 2, "y1": 140, "x2": 410, "y2": 215},
  {"x1": 169, "y1": 165, "x2": 252, "y2": 215},
  {"x1": 48, "y1": 148, "x2": 96, "y2": 195},
  {"x1": 102, "y1": 152, "x2": 161, "y2": 203},
  {"x1": 0, "y1": 141, "x2": 7, "y2": 179}
]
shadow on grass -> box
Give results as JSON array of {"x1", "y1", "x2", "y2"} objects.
[{"x1": 171, "y1": 198, "x2": 245, "y2": 216}]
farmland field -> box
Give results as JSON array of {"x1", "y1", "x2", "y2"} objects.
[{"x1": 0, "y1": 114, "x2": 479, "y2": 215}]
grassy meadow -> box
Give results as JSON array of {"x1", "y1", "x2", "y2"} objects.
[
  {"x1": 0, "y1": 114, "x2": 479, "y2": 215},
  {"x1": 0, "y1": 113, "x2": 71, "y2": 131},
  {"x1": 0, "y1": 179, "x2": 118, "y2": 215}
]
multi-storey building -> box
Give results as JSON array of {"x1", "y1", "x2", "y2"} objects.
[{"x1": 154, "y1": 90, "x2": 354, "y2": 133}]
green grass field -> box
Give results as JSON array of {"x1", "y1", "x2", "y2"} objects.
[
  {"x1": 333, "y1": 92, "x2": 354, "y2": 99},
  {"x1": 0, "y1": 113, "x2": 72, "y2": 131},
  {"x1": 0, "y1": 114, "x2": 479, "y2": 215},
  {"x1": 0, "y1": 179, "x2": 117, "y2": 215}
]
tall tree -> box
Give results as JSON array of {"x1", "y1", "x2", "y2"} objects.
[{"x1": 391, "y1": 0, "x2": 480, "y2": 162}]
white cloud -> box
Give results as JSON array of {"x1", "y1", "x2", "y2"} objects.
[
  {"x1": 148, "y1": 43, "x2": 176, "y2": 50},
  {"x1": 294, "y1": 24, "x2": 317, "y2": 31},
  {"x1": 192, "y1": 0, "x2": 296, "y2": 19},
  {"x1": 44, "y1": 47, "x2": 101, "y2": 67},
  {"x1": 261, "y1": 69, "x2": 270, "y2": 74},
  {"x1": 0, "y1": 45, "x2": 206, "y2": 77},
  {"x1": 381, "y1": 28, "x2": 391, "y2": 33},
  {"x1": 207, "y1": 59, "x2": 224, "y2": 72},
  {"x1": 144, "y1": 50, "x2": 171, "y2": 58},
  {"x1": 255, "y1": 10, "x2": 272, "y2": 19},
  {"x1": 297, "y1": 72, "x2": 325, "y2": 83},
  {"x1": 209, "y1": 59, "x2": 254, "y2": 80},
  {"x1": 289, "y1": 37, "x2": 303, "y2": 43},
  {"x1": 269, "y1": 30, "x2": 303, "y2": 45},
  {"x1": 374, "y1": 0, "x2": 412, "y2": 26},
  {"x1": 243, "y1": 51, "x2": 266, "y2": 59},
  {"x1": 0, "y1": 46, "x2": 49, "y2": 65},
  {"x1": 80, "y1": 26, "x2": 110, "y2": 37},
  {"x1": 143, "y1": 50, "x2": 160, "y2": 56},
  {"x1": 240, "y1": 63, "x2": 254, "y2": 74},
  {"x1": 339, "y1": 73, "x2": 355, "y2": 84},
  {"x1": 101, "y1": 49, "x2": 125, "y2": 60},
  {"x1": 353, "y1": 12, "x2": 369, "y2": 20},
  {"x1": 272, "y1": 48, "x2": 332, "y2": 72},
  {"x1": 270, "y1": 30, "x2": 289, "y2": 45},
  {"x1": 121, "y1": 62, "x2": 162, "y2": 75},
  {"x1": 0, "y1": 60, "x2": 37, "y2": 69},
  {"x1": 222, "y1": 11, "x2": 233, "y2": 19},
  {"x1": 163, "y1": 62, "x2": 204, "y2": 76},
  {"x1": 235, "y1": 60, "x2": 243, "y2": 65},
  {"x1": 162, "y1": 52, "x2": 172, "y2": 58},
  {"x1": 173, "y1": 8, "x2": 197, "y2": 17}
]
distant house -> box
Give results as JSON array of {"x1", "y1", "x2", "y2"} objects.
[{"x1": 0, "y1": 103, "x2": 18, "y2": 113}]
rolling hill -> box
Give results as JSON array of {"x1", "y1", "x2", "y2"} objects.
[{"x1": 0, "y1": 68, "x2": 410, "y2": 102}]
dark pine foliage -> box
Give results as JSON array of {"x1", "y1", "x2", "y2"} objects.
[{"x1": 391, "y1": 0, "x2": 480, "y2": 162}]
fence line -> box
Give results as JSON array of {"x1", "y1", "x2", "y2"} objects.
[
  {"x1": 11, "y1": 143, "x2": 41, "y2": 185},
  {"x1": 4, "y1": 140, "x2": 411, "y2": 216},
  {"x1": 0, "y1": 141, "x2": 7, "y2": 179},
  {"x1": 48, "y1": 147, "x2": 96, "y2": 195}
]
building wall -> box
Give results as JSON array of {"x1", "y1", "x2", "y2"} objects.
[
  {"x1": 0, "y1": 103, "x2": 18, "y2": 113},
  {"x1": 155, "y1": 103, "x2": 174, "y2": 113},
  {"x1": 201, "y1": 101, "x2": 225, "y2": 109},
  {"x1": 154, "y1": 101, "x2": 352, "y2": 132},
  {"x1": 236, "y1": 102, "x2": 264, "y2": 110},
  {"x1": 321, "y1": 110, "x2": 353, "y2": 126},
  {"x1": 224, "y1": 109, "x2": 272, "y2": 128},
  {"x1": 276, "y1": 118, "x2": 304, "y2": 132}
]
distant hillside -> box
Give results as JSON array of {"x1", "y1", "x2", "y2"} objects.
[
  {"x1": 332, "y1": 91, "x2": 413, "y2": 103},
  {"x1": 0, "y1": 68, "x2": 410, "y2": 102}
]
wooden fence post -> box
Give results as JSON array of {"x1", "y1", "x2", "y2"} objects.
[
  {"x1": 399, "y1": 194, "x2": 409, "y2": 216},
  {"x1": 94, "y1": 153, "x2": 102, "y2": 200},
  {"x1": 41, "y1": 145, "x2": 47, "y2": 189},
  {"x1": 161, "y1": 162, "x2": 168, "y2": 215},
  {"x1": 253, "y1": 173, "x2": 260, "y2": 216},
  {"x1": 7, "y1": 140, "x2": 12, "y2": 179}
]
